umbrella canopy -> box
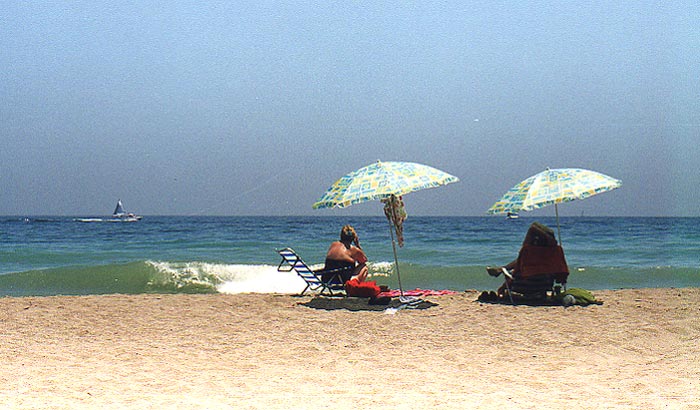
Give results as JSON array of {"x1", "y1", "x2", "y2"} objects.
[
  {"x1": 312, "y1": 161, "x2": 459, "y2": 210},
  {"x1": 313, "y1": 160, "x2": 459, "y2": 299},
  {"x1": 487, "y1": 168, "x2": 622, "y2": 242}
]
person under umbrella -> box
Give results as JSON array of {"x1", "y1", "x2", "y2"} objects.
[{"x1": 313, "y1": 160, "x2": 459, "y2": 300}]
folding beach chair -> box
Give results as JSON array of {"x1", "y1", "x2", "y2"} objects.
[{"x1": 276, "y1": 248, "x2": 346, "y2": 296}]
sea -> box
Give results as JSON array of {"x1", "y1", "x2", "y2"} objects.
[{"x1": 0, "y1": 216, "x2": 698, "y2": 297}]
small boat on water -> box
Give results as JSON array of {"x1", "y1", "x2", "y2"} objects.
[
  {"x1": 506, "y1": 212, "x2": 519, "y2": 219},
  {"x1": 76, "y1": 200, "x2": 142, "y2": 222},
  {"x1": 112, "y1": 199, "x2": 142, "y2": 222}
]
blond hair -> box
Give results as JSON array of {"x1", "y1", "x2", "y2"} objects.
[{"x1": 340, "y1": 225, "x2": 360, "y2": 248}]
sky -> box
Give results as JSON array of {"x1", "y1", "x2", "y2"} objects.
[{"x1": 1, "y1": 1, "x2": 698, "y2": 217}]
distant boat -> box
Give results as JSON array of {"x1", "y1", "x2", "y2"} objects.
[
  {"x1": 112, "y1": 199, "x2": 142, "y2": 222},
  {"x1": 506, "y1": 212, "x2": 519, "y2": 219},
  {"x1": 76, "y1": 200, "x2": 142, "y2": 222}
]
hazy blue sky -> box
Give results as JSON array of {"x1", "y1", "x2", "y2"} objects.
[{"x1": 2, "y1": 1, "x2": 698, "y2": 216}]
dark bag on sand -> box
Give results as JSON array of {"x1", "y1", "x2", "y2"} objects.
[{"x1": 344, "y1": 279, "x2": 380, "y2": 298}]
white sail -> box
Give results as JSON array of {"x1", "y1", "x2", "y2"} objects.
[{"x1": 113, "y1": 200, "x2": 126, "y2": 217}]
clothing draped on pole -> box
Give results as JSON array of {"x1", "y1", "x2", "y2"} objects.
[{"x1": 382, "y1": 194, "x2": 407, "y2": 247}]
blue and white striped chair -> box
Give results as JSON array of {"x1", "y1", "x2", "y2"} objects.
[{"x1": 277, "y1": 248, "x2": 346, "y2": 296}]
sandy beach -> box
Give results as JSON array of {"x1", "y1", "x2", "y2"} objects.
[{"x1": 1, "y1": 288, "x2": 698, "y2": 409}]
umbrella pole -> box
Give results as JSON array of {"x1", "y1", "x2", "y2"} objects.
[
  {"x1": 387, "y1": 220, "x2": 404, "y2": 297},
  {"x1": 555, "y1": 203, "x2": 562, "y2": 245}
]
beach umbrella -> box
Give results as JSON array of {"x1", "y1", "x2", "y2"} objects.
[
  {"x1": 313, "y1": 160, "x2": 459, "y2": 297},
  {"x1": 487, "y1": 168, "x2": 622, "y2": 243}
]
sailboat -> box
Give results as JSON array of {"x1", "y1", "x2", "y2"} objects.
[
  {"x1": 112, "y1": 199, "x2": 142, "y2": 222},
  {"x1": 75, "y1": 200, "x2": 142, "y2": 222}
]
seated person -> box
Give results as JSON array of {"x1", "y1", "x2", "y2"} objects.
[
  {"x1": 320, "y1": 225, "x2": 369, "y2": 285},
  {"x1": 489, "y1": 222, "x2": 569, "y2": 297}
]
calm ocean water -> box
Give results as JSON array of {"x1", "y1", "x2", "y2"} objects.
[{"x1": 0, "y1": 216, "x2": 697, "y2": 296}]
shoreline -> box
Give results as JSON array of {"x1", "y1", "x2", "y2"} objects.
[{"x1": 1, "y1": 288, "x2": 698, "y2": 409}]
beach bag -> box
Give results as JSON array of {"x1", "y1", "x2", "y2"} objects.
[{"x1": 344, "y1": 279, "x2": 380, "y2": 298}]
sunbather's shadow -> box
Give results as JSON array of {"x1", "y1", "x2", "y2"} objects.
[
  {"x1": 477, "y1": 290, "x2": 560, "y2": 307},
  {"x1": 301, "y1": 296, "x2": 438, "y2": 312}
]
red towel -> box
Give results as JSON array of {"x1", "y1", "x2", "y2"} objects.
[
  {"x1": 517, "y1": 244, "x2": 569, "y2": 282},
  {"x1": 344, "y1": 279, "x2": 380, "y2": 298}
]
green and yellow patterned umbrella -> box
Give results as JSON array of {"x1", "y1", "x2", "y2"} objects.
[
  {"x1": 487, "y1": 168, "x2": 622, "y2": 242},
  {"x1": 312, "y1": 160, "x2": 459, "y2": 209}
]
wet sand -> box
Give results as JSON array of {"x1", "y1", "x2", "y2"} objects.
[{"x1": 1, "y1": 288, "x2": 698, "y2": 409}]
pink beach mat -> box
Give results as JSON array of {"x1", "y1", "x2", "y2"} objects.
[{"x1": 378, "y1": 288, "x2": 458, "y2": 298}]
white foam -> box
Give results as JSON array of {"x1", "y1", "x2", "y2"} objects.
[
  {"x1": 146, "y1": 261, "x2": 307, "y2": 294},
  {"x1": 369, "y1": 261, "x2": 394, "y2": 277},
  {"x1": 147, "y1": 260, "x2": 225, "y2": 290},
  {"x1": 215, "y1": 264, "x2": 307, "y2": 294}
]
